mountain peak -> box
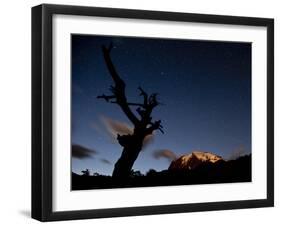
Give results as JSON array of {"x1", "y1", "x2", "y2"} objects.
[{"x1": 168, "y1": 151, "x2": 223, "y2": 171}]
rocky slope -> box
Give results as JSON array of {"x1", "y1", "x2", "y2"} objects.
[{"x1": 168, "y1": 151, "x2": 223, "y2": 171}]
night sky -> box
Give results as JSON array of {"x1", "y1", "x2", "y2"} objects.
[{"x1": 71, "y1": 34, "x2": 251, "y2": 176}]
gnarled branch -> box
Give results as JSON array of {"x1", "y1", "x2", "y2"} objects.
[
  {"x1": 97, "y1": 94, "x2": 116, "y2": 102},
  {"x1": 100, "y1": 44, "x2": 140, "y2": 126},
  {"x1": 98, "y1": 43, "x2": 164, "y2": 134},
  {"x1": 145, "y1": 120, "x2": 164, "y2": 135}
]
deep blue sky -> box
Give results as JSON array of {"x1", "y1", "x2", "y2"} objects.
[{"x1": 71, "y1": 34, "x2": 251, "y2": 176}]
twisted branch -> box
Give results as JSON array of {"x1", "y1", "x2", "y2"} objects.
[{"x1": 97, "y1": 43, "x2": 163, "y2": 134}]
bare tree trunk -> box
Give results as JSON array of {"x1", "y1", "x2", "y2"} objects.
[
  {"x1": 112, "y1": 133, "x2": 143, "y2": 178},
  {"x1": 112, "y1": 146, "x2": 141, "y2": 178}
]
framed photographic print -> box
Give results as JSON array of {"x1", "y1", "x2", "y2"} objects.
[{"x1": 32, "y1": 4, "x2": 274, "y2": 221}]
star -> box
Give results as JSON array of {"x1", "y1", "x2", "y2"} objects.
[{"x1": 160, "y1": 71, "x2": 168, "y2": 77}]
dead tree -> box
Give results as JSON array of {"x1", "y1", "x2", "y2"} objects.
[{"x1": 97, "y1": 43, "x2": 163, "y2": 178}]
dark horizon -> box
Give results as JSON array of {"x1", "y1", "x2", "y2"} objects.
[{"x1": 71, "y1": 34, "x2": 251, "y2": 176}]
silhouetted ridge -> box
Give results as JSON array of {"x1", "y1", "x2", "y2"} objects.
[{"x1": 72, "y1": 154, "x2": 251, "y2": 190}]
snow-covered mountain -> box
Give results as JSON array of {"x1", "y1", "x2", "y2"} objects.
[{"x1": 168, "y1": 151, "x2": 223, "y2": 171}]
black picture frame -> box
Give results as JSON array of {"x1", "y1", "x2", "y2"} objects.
[{"x1": 32, "y1": 4, "x2": 274, "y2": 222}]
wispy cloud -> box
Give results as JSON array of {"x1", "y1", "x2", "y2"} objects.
[
  {"x1": 92, "y1": 115, "x2": 154, "y2": 148},
  {"x1": 153, "y1": 149, "x2": 177, "y2": 162},
  {"x1": 90, "y1": 121, "x2": 106, "y2": 137},
  {"x1": 143, "y1": 134, "x2": 154, "y2": 149},
  {"x1": 100, "y1": 158, "x2": 111, "y2": 165},
  {"x1": 72, "y1": 144, "x2": 98, "y2": 159},
  {"x1": 101, "y1": 115, "x2": 133, "y2": 139}
]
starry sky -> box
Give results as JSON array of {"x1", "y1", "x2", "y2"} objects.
[{"x1": 71, "y1": 34, "x2": 252, "y2": 176}]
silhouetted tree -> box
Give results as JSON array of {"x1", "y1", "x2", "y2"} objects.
[
  {"x1": 81, "y1": 169, "x2": 90, "y2": 176},
  {"x1": 146, "y1": 169, "x2": 157, "y2": 177},
  {"x1": 97, "y1": 43, "x2": 163, "y2": 178},
  {"x1": 130, "y1": 170, "x2": 143, "y2": 178}
]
